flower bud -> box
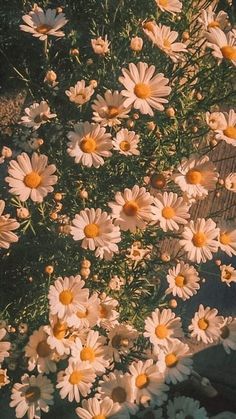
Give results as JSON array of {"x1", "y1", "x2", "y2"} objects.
[
  {"x1": 44, "y1": 70, "x2": 57, "y2": 84},
  {"x1": 80, "y1": 267, "x2": 90, "y2": 279},
  {"x1": 161, "y1": 252, "x2": 170, "y2": 262},
  {"x1": 1, "y1": 146, "x2": 12, "y2": 158},
  {"x1": 165, "y1": 107, "x2": 175, "y2": 118},
  {"x1": 90, "y1": 80, "x2": 98, "y2": 88},
  {"x1": 169, "y1": 299, "x2": 177, "y2": 308},
  {"x1": 146, "y1": 121, "x2": 156, "y2": 131},
  {"x1": 81, "y1": 259, "x2": 91, "y2": 268},
  {"x1": 54, "y1": 192, "x2": 63, "y2": 201},
  {"x1": 45, "y1": 265, "x2": 54, "y2": 275},
  {"x1": 79, "y1": 189, "x2": 88, "y2": 199},
  {"x1": 130, "y1": 36, "x2": 143, "y2": 52},
  {"x1": 70, "y1": 48, "x2": 80, "y2": 56},
  {"x1": 17, "y1": 207, "x2": 30, "y2": 220}
]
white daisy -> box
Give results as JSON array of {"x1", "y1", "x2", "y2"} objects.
[
  {"x1": 0, "y1": 200, "x2": 19, "y2": 249},
  {"x1": 220, "y1": 317, "x2": 236, "y2": 354},
  {"x1": 129, "y1": 359, "x2": 169, "y2": 406},
  {"x1": 108, "y1": 275, "x2": 126, "y2": 291},
  {"x1": 225, "y1": 172, "x2": 236, "y2": 192},
  {"x1": 67, "y1": 122, "x2": 112, "y2": 168},
  {"x1": 0, "y1": 328, "x2": 11, "y2": 363},
  {"x1": 0, "y1": 368, "x2": 10, "y2": 388},
  {"x1": 56, "y1": 359, "x2": 95, "y2": 402},
  {"x1": 157, "y1": 340, "x2": 193, "y2": 384},
  {"x1": 144, "y1": 308, "x2": 183, "y2": 348},
  {"x1": 152, "y1": 192, "x2": 190, "y2": 232},
  {"x1": 147, "y1": 24, "x2": 187, "y2": 62},
  {"x1": 97, "y1": 296, "x2": 120, "y2": 330},
  {"x1": 76, "y1": 397, "x2": 124, "y2": 419},
  {"x1": 20, "y1": 4, "x2": 68, "y2": 41},
  {"x1": 180, "y1": 218, "x2": 219, "y2": 263},
  {"x1": 108, "y1": 185, "x2": 154, "y2": 232},
  {"x1": 155, "y1": 0, "x2": 182, "y2": 14},
  {"x1": 189, "y1": 304, "x2": 223, "y2": 344},
  {"x1": 112, "y1": 128, "x2": 140, "y2": 156},
  {"x1": 48, "y1": 275, "x2": 89, "y2": 320},
  {"x1": 173, "y1": 155, "x2": 219, "y2": 198},
  {"x1": 70, "y1": 208, "x2": 121, "y2": 260},
  {"x1": 215, "y1": 109, "x2": 236, "y2": 146},
  {"x1": 126, "y1": 241, "x2": 152, "y2": 267},
  {"x1": 10, "y1": 373, "x2": 54, "y2": 419},
  {"x1": 166, "y1": 262, "x2": 200, "y2": 301},
  {"x1": 44, "y1": 316, "x2": 71, "y2": 356},
  {"x1": 65, "y1": 80, "x2": 94, "y2": 106},
  {"x1": 6, "y1": 152, "x2": 57, "y2": 203},
  {"x1": 167, "y1": 396, "x2": 208, "y2": 419},
  {"x1": 218, "y1": 222, "x2": 236, "y2": 256},
  {"x1": 220, "y1": 264, "x2": 236, "y2": 287},
  {"x1": 206, "y1": 28, "x2": 236, "y2": 66},
  {"x1": 142, "y1": 20, "x2": 158, "y2": 40},
  {"x1": 91, "y1": 35, "x2": 110, "y2": 55},
  {"x1": 107, "y1": 323, "x2": 139, "y2": 362},
  {"x1": 19, "y1": 101, "x2": 56, "y2": 130},
  {"x1": 25, "y1": 326, "x2": 57, "y2": 373},
  {"x1": 198, "y1": 6, "x2": 229, "y2": 30},
  {"x1": 119, "y1": 62, "x2": 171, "y2": 116},
  {"x1": 92, "y1": 90, "x2": 130, "y2": 127},
  {"x1": 206, "y1": 111, "x2": 227, "y2": 131},
  {"x1": 67, "y1": 292, "x2": 100, "y2": 329}
]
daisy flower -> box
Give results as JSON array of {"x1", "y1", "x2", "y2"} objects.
[
  {"x1": 107, "y1": 323, "x2": 139, "y2": 362},
  {"x1": 180, "y1": 218, "x2": 219, "y2": 263},
  {"x1": 189, "y1": 304, "x2": 223, "y2": 344},
  {"x1": 25, "y1": 326, "x2": 57, "y2": 373},
  {"x1": 220, "y1": 264, "x2": 236, "y2": 287},
  {"x1": 198, "y1": 6, "x2": 229, "y2": 30},
  {"x1": 126, "y1": 241, "x2": 152, "y2": 267},
  {"x1": 173, "y1": 155, "x2": 219, "y2": 198},
  {"x1": 166, "y1": 396, "x2": 208, "y2": 419},
  {"x1": 144, "y1": 308, "x2": 183, "y2": 348},
  {"x1": 206, "y1": 28, "x2": 236, "y2": 66},
  {"x1": 65, "y1": 80, "x2": 94, "y2": 106},
  {"x1": 225, "y1": 172, "x2": 236, "y2": 192},
  {"x1": 97, "y1": 296, "x2": 120, "y2": 330},
  {"x1": 0, "y1": 328, "x2": 11, "y2": 363},
  {"x1": 56, "y1": 359, "x2": 95, "y2": 402},
  {"x1": 92, "y1": 90, "x2": 130, "y2": 127},
  {"x1": 148, "y1": 24, "x2": 187, "y2": 62},
  {"x1": 70, "y1": 208, "x2": 121, "y2": 260},
  {"x1": 119, "y1": 62, "x2": 171, "y2": 116},
  {"x1": 142, "y1": 20, "x2": 158, "y2": 40},
  {"x1": 97, "y1": 371, "x2": 138, "y2": 415},
  {"x1": 166, "y1": 262, "x2": 200, "y2": 301},
  {"x1": 0, "y1": 368, "x2": 10, "y2": 388},
  {"x1": 220, "y1": 317, "x2": 236, "y2": 354},
  {"x1": 19, "y1": 101, "x2": 56, "y2": 130},
  {"x1": 0, "y1": 200, "x2": 19, "y2": 249},
  {"x1": 112, "y1": 128, "x2": 140, "y2": 156},
  {"x1": 6, "y1": 152, "x2": 57, "y2": 203},
  {"x1": 20, "y1": 4, "x2": 68, "y2": 41},
  {"x1": 155, "y1": 0, "x2": 182, "y2": 14},
  {"x1": 157, "y1": 340, "x2": 193, "y2": 384},
  {"x1": 44, "y1": 317, "x2": 71, "y2": 356},
  {"x1": 91, "y1": 35, "x2": 110, "y2": 55},
  {"x1": 152, "y1": 192, "x2": 190, "y2": 232},
  {"x1": 218, "y1": 222, "x2": 236, "y2": 256},
  {"x1": 129, "y1": 359, "x2": 169, "y2": 406},
  {"x1": 67, "y1": 122, "x2": 112, "y2": 168},
  {"x1": 70, "y1": 331, "x2": 110, "y2": 374},
  {"x1": 48, "y1": 275, "x2": 89, "y2": 320},
  {"x1": 108, "y1": 275, "x2": 126, "y2": 291},
  {"x1": 108, "y1": 185, "x2": 154, "y2": 232},
  {"x1": 10, "y1": 373, "x2": 54, "y2": 419},
  {"x1": 67, "y1": 292, "x2": 100, "y2": 329},
  {"x1": 215, "y1": 109, "x2": 236, "y2": 146},
  {"x1": 206, "y1": 111, "x2": 227, "y2": 131},
  {"x1": 76, "y1": 397, "x2": 124, "y2": 419}
]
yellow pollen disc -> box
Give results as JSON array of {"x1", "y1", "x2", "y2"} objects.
[
  {"x1": 163, "y1": 39, "x2": 171, "y2": 49},
  {"x1": 186, "y1": 169, "x2": 202, "y2": 185},
  {"x1": 143, "y1": 21, "x2": 155, "y2": 33},
  {"x1": 0, "y1": 374, "x2": 6, "y2": 384},
  {"x1": 221, "y1": 46, "x2": 236, "y2": 60},
  {"x1": 99, "y1": 305, "x2": 108, "y2": 318},
  {"x1": 175, "y1": 275, "x2": 185, "y2": 288},
  {"x1": 155, "y1": 324, "x2": 168, "y2": 339},
  {"x1": 159, "y1": 0, "x2": 168, "y2": 6},
  {"x1": 80, "y1": 347, "x2": 95, "y2": 362},
  {"x1": 223, "y1": 126, "x2": 236, "y2": 139},
  {"x1": 36, "y1": 24, "x2": 52, "y2": 34},
  {"x1": 77, "y1": 309, "x2": 88, "y2": 318},
  {"x1": 69, "y1": 371, "x2": 84, "y2": 385},
  {"x1": 165, "y1": 353, "x2": 178, "y2": 368},
  {"x1": 135, "y1": 373, "x2": 149, "y2": 389},
  {"x1": 25, "y1": 386, "x2": 41, "y2": 403},
  {"x1": 80, "y1": 136, "x2": 97, "y2": 153},
  {"x1": 111, "y1": 386, "x2": 127, "y2": 403},
  {"x1": 59, "y1": 290, "x2": 73, "y2": 305},
  {"x1": 162, "y1": 206, "x2": 175, "y2": 219},
  {"x1": 221, "y1": 326, "x2": 230, "y2": 339},
  {"x1": 24, "y1": 171, "x2": 41, "y2": 189},
  {"x1": 207, "y1": 21, "x2": 220, "y2": 29},
  {"x1": 223, "y1": 270, "x2": 232, "y2": 280},
  {"x1": 53, "y1": 321, "x2": 67, "y2": 340},
  {"x1": 220, "y1": 232, "x2": 231, "y2": 245},
  {"x1": 133, "y1": 249, "x2": 141, "y2": 257},
  {"x1": 192, "y1": 232, "x2": 207, "y2": 247},
  {"x1": 107, "y1": 106, "x2": 119, "y2": 118},
  {"x1": 134, "y1": 83, "x2": 151, "y2": 99},
  {"x1": 37, "y1": 340, "x2": 51, "y2": 358},
  {"x1": 84, "y1": 223, "x2": 100, "y2": 238},
  {"x1": 198, "y1": 317, "x2": 209, "y2": 330},
  {"x1": 150, "y1": 173, "x2": 166, "y2": 189},
  {"x1": 123, "y1": 200, "x2": 139, "y2": 216},
  {"x1": 119, "y1": 140, "x2": 131, "y2": 152},
  {"x1": 92, "y1": 416, "x2": 106, "y2": 419}
]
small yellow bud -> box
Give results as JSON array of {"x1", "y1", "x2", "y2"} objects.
[
  {"x1": 17, "y1": 207, "x2": 30, "y2": 220},
  {"x1": 79, "y1": 189, "x2": 88, "y2": 199},
  {"x1": 45, "y1": 265, "x2": 54, "y2": 275},
  {"x1": 169, "y1": 299, "x2": 178, "y2": 308},
  {"x1": 80, "y1": 267, "x2": 91, "y2": 278},
  {"x1": 81, "y1": 259, "x2": 91, "y2": 268},
  {"x1": 130, "y1": 36, "x2": 143, "y2": 52},
  {"x1": 165, "y1": 107, "x2": 175, "y2": 118},
  {"x1": 70, "y1": 48, "x2": 80, "y2": 56},
  {"x1": 90, "y1": 79, "x2": 98, "y2": 88},
  {"x1": 146, "y1": 121, "x2": 156, "y2": 131},
  {"x1": 54, "y1": 193, "x2": 63, "y2": 201}
]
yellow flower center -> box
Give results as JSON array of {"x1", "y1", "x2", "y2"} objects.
[
  {"x1": 77, "y1": 309, "x2": 88, "y2": 318},
  {"x1": 123, "y1": 200, "x2": 139, "y2": 216},
  {"x1": 25, "y1": 386, "x2": 41, "y2": 403},
  {"x1": 69, "y1": 371, "x2": 84, "y2": 385},
  {"x1": 80, "y1": 347, "x2": 95, "y2": 362},
  {"x1": 135, "y1": 373, "x2": 149, "y2": 389},
  {"x1": 53, "y1": 321, "x2": 67, "y2": 340},
  {"x1": 221, "y1": 325, "x2": 230, "y2": 339},
  {"x1": 223, "y1": 126, "x2": 236, "y2": 139},
  {"x1": 162, "y1": 206, "x2": 175, "y2": 219},
  {"x1": 192, "y1": 232, "x2": 206, "y2": 247},
  {"x1": 36, "y1": 24, "x2": 52, "y2": 34},
  {"x1": 207, "y1": 21, "x2": 220, "y2": 29},
  {"x1": 111, "y1": 386, "x2": 127, "y2": 403},
  {"x1": 80, "y1": 136, "x2": 97, "y2": 153},
  {"x1": 119, "y1": 140, "x2": 131, "y2": 152},
  {"x1": 159, "y1": 0, "x2": 168, "y2": 6},
  {"x1": 143, "y1": 21, "x2": 155, "y2": 33},
  {"x1": 99, "y1": 305, "x2": 108, "y2": 318},
  {"x1": 107, "y1": 106, "x2": 119, "y2": 118},
  {"x1": 175, "y1": 275, "x2": 185, "y2": 288},
  {"x1": 36, "y1": 340, "x2": 51, "y2": 358},
  {"x1": 24, "y1": 171, "x2": 41, "y2": 189},
  {"x1": 219, "y1": 232, "x2": 231, "y2": 245},
  {"x1": 134, "y1": 83, "x2": 151, "y2": 99},
  {"x1": 150, "y1": 173, "x2": 166, "y2": 189},
  {"x1": 165, "y1": 353, "x2": 178, "y2": 368},
  {"x1": 163, "y1": 38, "x2": 171, "y2": 49},
  {"x1": 221, "y1": 46, "x2": 236, "y2": 60},
  {"x1": 84, "y1": 223, "x2": 100, "y2": 238},
  {"x1": 186, "y1": 169, "x2": 202, "y2": 185},
  {"x1": 198, "y1": 317, "x2": 209, "y2": 330},
  {"x1": 92, "y1": 416, "x2": 106, "y2": 419},
  {"x1": 155, "y1": 324, "x2": 168, "y2": 339},
  {"x1": 0, "y1": 373, "x2": 6, "y2": 385},
  {"x1": 59, "y1": 290, "x2": 73, "y2": 305},
  {"x1": 223, "y1": 270, "x2": 232, "y2": 280}
]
